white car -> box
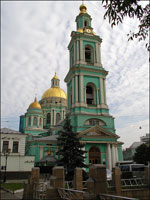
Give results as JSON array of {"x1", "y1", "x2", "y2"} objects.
[{"x1": 106, "y1": 169, "x2": 112, "y2": 180}]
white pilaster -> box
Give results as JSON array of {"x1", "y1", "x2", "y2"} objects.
[
  {"x1": 96, "y1": 43, "x2": 100, "y2": 64},
  {"x1": 80, "y1": 75, "x2": 84, "y2": 103},
  {"x1": 80, "y1": 40, "x2": 83, "y2": 61},
  {"x1": 103, "y1": 78, "x2": 107, "y2": 104},
  {"x1": 97, "y1": 88, "x2": 99, "y2": 105},
  {"x1": 75, "y1": 75, "x2": 78, "y2": 103},
  {"x1": 100, "y1": 78, "x2": 104, "y2": 104}
]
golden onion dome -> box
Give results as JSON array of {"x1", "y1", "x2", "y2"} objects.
[
  {"x1": 80, "y1": 3, "x2": 87, "y2": 13},
  {"x1": 42, "y1": 87, "x2": 67, "y2": 99},
  {"x1": 29, "y1": 97, "x2": 41, "y2": 109}
]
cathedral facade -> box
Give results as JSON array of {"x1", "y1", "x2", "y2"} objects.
[{"x1": 19, "y1": 3, "x2": 123, "y2": 171}]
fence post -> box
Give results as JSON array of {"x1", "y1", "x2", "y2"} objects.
[
  {"x1": 89, "y1": 164, "x2": 107, "y2": 195},
  {"x1": 145, "y1": 166, "x2": 150, "y2": 186},
  {"x1": 112, "y1": 167, "x2": 121, "y2": 196},
  {"x1": 74, "y1": 168, "x2": 83, "y2": 190},
  {"x1": 46, "y1": 166, "x2": 64, "y2": 200}
]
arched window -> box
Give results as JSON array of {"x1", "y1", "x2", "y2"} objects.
[
  {"x1": 85, "y1": 46, "x2": 92, "y2": 63},
  {"x1": 56, "y1": 113, "x2": 61, "y2": 124},
  {"x1": 89, "y1": 146, "x2": 101, "y2": 164},
  {"x1": 33, "y1": 117, "x2": 37, "y2": 126},
  {"x1": 86, "y1": 85, "x2": 94, "y2": 104},
  {"x1": 84, "y1": 20, "x2": 88, "y2": 27},
  {"x1": 84, "y1": 118, "x2": 106, "y2": 126},
  {"x1": 47, "y1": 113, "x2": 51, "y2": 124},
  {"x1": 28, "y1": 116, "x2": 31, "y2": 126}
]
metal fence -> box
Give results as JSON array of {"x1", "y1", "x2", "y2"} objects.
[{"x1": 121, "y1": 178, "x2": 146, "y2": 188}]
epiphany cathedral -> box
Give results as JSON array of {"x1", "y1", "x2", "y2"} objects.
[{"x1": 19, "y1": 3, "x2": 123, "y2": 171}]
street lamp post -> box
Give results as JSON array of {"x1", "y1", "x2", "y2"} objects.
[{"x1": 3, "y1": 149, "x2": 10, "y2": 183}]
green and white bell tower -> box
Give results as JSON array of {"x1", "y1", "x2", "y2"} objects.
[{"x1": 65, "y1": 3, "x2": 115, "y2": 134}]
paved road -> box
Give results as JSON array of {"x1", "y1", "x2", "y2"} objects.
[{"x1": 0, "y1": 189, "x2": 23, "y2": 200}]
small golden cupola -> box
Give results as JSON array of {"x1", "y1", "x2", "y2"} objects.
[
  {"x1": 29, "y1": 97, "x2": 41, "y2": 109},
  {"x1": 51, "y1": 72, "x2": 60, "y2": 87},
  {"x1": 80, "y1": 2, "x2": 87, "y2": 14}
]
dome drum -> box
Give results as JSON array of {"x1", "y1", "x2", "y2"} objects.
[{"x1": 40, "y1": 97, "x2": 67, "y2": 107}]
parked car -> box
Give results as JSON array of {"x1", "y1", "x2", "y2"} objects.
[
  {"x1": 106, "y1": 169, "x2": 112, "y2": 180},
  {"x1": 120, "y1": 164, "x2": 145, "y2": 178}
]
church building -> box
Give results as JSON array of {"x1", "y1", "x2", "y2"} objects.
[{"x1": 19, "y1": 2, "x2": 123, "y2": 171}]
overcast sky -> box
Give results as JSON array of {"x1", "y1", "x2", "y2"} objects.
[{"x1": 1, "y1": 1, "x2": 149, "y2": 148}]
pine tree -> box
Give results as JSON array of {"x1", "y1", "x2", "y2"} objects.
[{"x1": 56, "y1": 114, "x2": 87, "y2": 181}]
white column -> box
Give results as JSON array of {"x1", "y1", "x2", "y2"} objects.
[
  {"x1": 112, "y1": 144, "x2": 116, "y2": 168},
  {"x1": 100, "y1": 78, "x2": 104, "y2": 104},
  {"x1": 107, "y1": 144, "x2": 112, "y2": 170},
  {"x1": 75, "y1": 75, "x2": 78, "y2": 103},
  {"x1": 80, "y1": 40, "x2": 84, "y2": 61},
  {"x1": 80, "y1": 75, "x2": 84, "y2": 103},
  {"x1": 96, "y1": 43, "x2": 100, "y2": 64},
  {"x1": 72, "y1": 77, "x2": 74, "y2": 104},
  {"x1": 115, "y1": 145, "x2": 119, "y2": 163}
]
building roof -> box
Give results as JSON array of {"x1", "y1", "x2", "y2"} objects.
[
  {"x1": 0, "y1": 128, "x2": 22, "y2": 134},
  {"x1": 38, "y1": 155, "x2": 57, "y2": 163},
  {"x1": 129, "y1": 141, "x2": 144, "y2": 149},
  {"x1": 35, "y1": 135, "x2": 58, "y2": 142}
]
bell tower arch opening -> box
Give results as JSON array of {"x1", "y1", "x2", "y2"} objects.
[
  {"x1": 89, "y1": 146, "x2": 101, "y2": 164},
  {"x1": 86, "y1": 83, "x2": 96, "y2": 105},
  {"x1": 85, "y1": 45, "x2": 93, "y2": 64}
]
